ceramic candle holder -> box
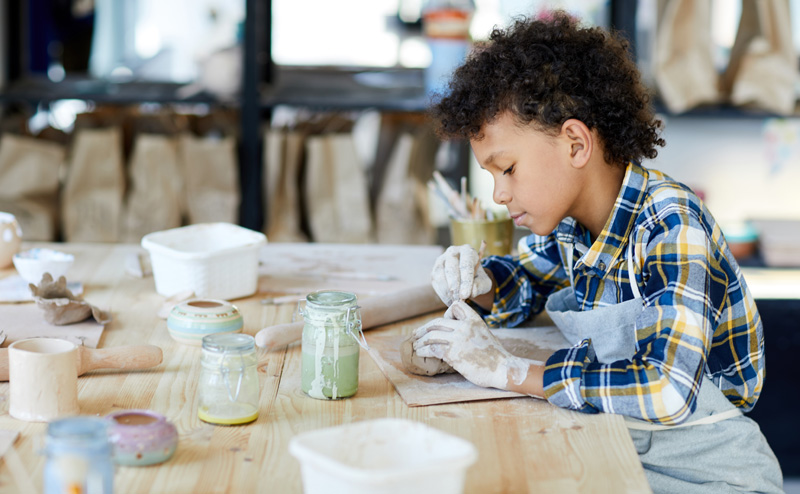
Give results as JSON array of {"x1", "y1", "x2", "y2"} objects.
[
  {"x1": 106, "y1": 410, "x2": 178, "y2": 466},
  {"x1": 9, "y1": 338, "x2": 79, "y2": 422},
  {"x1": 167, "y1": 299, "x2": 244, "y2": 346},
  {"x1": 0, "y1": 212, "x2": 22, "y2": 269}
]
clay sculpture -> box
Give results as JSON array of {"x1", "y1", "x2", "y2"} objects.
[
  {"x1": 30, "y1": 273, "x2": 111, "y2": 325},
  {"x1": 400, "y1": 333, "x2": 455, "y2": 376}
]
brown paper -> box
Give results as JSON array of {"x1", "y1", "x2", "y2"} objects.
[
  {"x1": 366, "y1": 326, "x2": 569, "y2": 407},
  {"x1": 0, "y1": 303, "x2": 106, "y2": 349},
  {"x1": 0, "y1": 134, "x2": 65, "y2": 240},
  {"x1": 374, "y1": 125, "x2": 437, "y2": 245},
  {"x1": 263, "y1": 127, "x2": 308, "y2": 242},
  {"x1": 122, "y1": 134, "x2": 183, "y2": 242},
  {"x1": 304, "y1": 132, "x2": 373, "y2": 243},
  {"x1": 654, "y1": 0, "x2": 719, "y2": 113},
  {"x1": 721, "y1": 0, "x2": 797, "y2": 115},
  {"x1": 62, "y1": 127, "x2": 125, "y2": 242},
  {"x1": 178, "y1": 134, "x2": 239, "y2": 224}
]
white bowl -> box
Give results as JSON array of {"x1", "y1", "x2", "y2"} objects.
[{"x1": 12, "y1": 248, "x2": 75, "y2": 284}]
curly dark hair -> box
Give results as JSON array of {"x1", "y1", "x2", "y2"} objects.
[{"x1": 430, "y1": 11, "x2": 665, "y2": 166}]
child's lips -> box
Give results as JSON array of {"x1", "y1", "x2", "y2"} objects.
[{"x1": 511, "y1": 212, "x2": 526, "y2": 226}]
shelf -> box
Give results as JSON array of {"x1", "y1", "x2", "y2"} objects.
[
  {"x1": 262, "y1": 67, "x2": 431, "y2": 112},
  {"x1": 0, "y1": 76, "x2": 223, "y2": 106}
]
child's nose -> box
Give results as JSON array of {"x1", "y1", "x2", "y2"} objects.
[{"x1": 493, "y1": 184, "x2": 511, "y2": 205}]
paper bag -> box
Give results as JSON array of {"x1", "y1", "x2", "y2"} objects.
[
  {"x1": 62, "y1": 127, "x2": 125, "y2": 242},
  {"x1": 178, "y1": 134, "x2": 239, "y2": 224},
  {"x1": 122, "y1": 134, "x2": 183, "y2": 242},
  {"x1": 0, "y1": 134, "x2": 65, "y2": 240},
  {"x1": 374, "y1": 127, "x2": 437, "y2": 245},
  {"x1": 304, "y1": 132, "x2": 373, "y2": 243},
  {"x1": 654, "y1": 0, "x2": 718, "y2": 113},
  {"x1": 263, "y1": 127, "x2": 308, "y2": 242},
  {"x1": 721, "y1": 0, "x2": 797, "y2": 115}
]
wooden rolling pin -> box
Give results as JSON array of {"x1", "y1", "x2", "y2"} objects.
[
  {"x1": 255, "y1": 284, "x2": 446, "y2": 350},
  {"x1": 0, "y1": 344, "x2": 163, "y2": 381}
]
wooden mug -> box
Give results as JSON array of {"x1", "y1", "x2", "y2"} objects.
[{"x1": 9, "y1": 338, "x2": 79, "y2": 422}]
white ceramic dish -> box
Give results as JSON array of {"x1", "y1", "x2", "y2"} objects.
[
  {"x1": 141, "y1": 223, "x2": 266, "y2": 300},
  {"x1": 289, "y1": 418, "x2": 477, "y2": 494},
  {"x1": 12, "y1": 248, "x2": 75, "y2": 284}
]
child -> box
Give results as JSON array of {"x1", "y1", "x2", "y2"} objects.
[{"x1": 413, "y1": 12, "x2": 783, "y2": 493}]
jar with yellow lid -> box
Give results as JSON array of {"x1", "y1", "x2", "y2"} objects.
[{"x1": 197, "y1": 333, "x2": 259, "y2": 425}]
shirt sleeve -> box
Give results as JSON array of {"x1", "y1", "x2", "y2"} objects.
[
  {"x1": 478, "y1": 232, "x2": 570, "y2": 328},
  {"x1": 543, "y1": 209, "x2": 728, "y2": 424}
]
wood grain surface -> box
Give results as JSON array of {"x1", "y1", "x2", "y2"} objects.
[{"x1": 0, "y1": 243, "x2": 651, "y2": 494}]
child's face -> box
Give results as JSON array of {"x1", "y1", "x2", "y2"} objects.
[{"x1": 471, "y1": 111, "x2": 583, "y2": 236}]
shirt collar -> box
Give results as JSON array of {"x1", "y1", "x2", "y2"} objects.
[{"x1": 556, "y1": 162, "x2": 649, "y2": 275}]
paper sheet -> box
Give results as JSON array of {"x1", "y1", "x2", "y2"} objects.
[
  {"x1": 366, "y1": 326, "x2": 570, "y2": 407},
  {"x1": 0, "y1": 303, "x2": 106, "y2": 348}
]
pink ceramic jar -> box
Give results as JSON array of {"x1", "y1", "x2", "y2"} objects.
[{"x1": 106, "y1": 410, "x2": 178, "y2": 466}]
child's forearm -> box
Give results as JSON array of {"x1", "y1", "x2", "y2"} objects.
[{"x1": 505, "y1": 359, "x2": 547, "y2": 398}]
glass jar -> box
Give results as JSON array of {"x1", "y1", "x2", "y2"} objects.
[
  {"x1": 300, "y1": 291, "x2": 363, "y2": 400},
  {"x1": 198, "y1": 333, "x2": 259, "y2": 425},
  {"x1": 44, "y1": 417, "x2": 114, "y2": 494}
]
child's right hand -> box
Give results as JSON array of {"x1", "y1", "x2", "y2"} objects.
[{"x1": 431, "y1": 244, "x2": 492, "y2": 306}]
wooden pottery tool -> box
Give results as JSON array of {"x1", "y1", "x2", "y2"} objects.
[
  {"x1": 255, "y1": 284, "x2": 445, "y2": 350},
  {"x1": 0, "y1": 343, "x2": 163, "y2": 381}
]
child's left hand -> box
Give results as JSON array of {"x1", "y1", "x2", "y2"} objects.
[{"x1": 413, "y1": 301, "x2": 529, "y2": 390}]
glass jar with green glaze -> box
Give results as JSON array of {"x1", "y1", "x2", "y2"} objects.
[{"x1": 300, "y1": 291, "x2": 362, "y2": 400}]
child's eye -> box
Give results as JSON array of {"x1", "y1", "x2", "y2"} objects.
[{"x1": 503, "y1": 164, "x2": 515, "y2": 176}]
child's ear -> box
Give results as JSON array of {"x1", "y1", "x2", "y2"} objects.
[{"x1": 561, "y1": 119, "x2": 593, "y2": 169}]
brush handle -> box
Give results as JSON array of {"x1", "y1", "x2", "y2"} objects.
[
  {"x1": 0, "y1": 344, "x2": 163, "y2": 381},
  {"x1": 255, "y1": 284, "x2": 445, "y2": 350}
]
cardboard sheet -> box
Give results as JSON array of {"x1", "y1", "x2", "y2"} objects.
[
  {"x1": 0, "y1": 303, "x2": 106, "y2": 348},
  {"x1": 366, "y1": 326, "x2": 570, "y2": 407}
]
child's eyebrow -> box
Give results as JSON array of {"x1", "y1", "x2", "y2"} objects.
[{"x1": 483, "y1": 151, "x2": 505, "y2": 168}]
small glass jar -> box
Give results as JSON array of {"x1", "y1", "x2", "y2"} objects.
[
  {"x1": 300, "y1": 291, "x2": 362, "y2": 400},
  {"x1": 197, "y1": 333, "x2": 260, "y2": 425},
  {"x1": 44, "y1": 417, "x2": 114, "y2": 494}
]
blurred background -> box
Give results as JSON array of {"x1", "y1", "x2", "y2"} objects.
[{"x1": 1, "y1": 0, "x2": 799, "y2": 486}]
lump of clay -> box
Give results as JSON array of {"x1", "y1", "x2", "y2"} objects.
[
  {"x1": 400, "y1": 333, "x2": 455, "y2": 376},
  {"x1": 30, "y1": 273, "x2": 112, "y2": 326}
]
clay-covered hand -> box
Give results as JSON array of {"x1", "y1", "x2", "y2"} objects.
[
  {"x1": 412, "y1": 301, "x2": 528, "y2": 390},
  {"x1": 431, "y1": 245, "x2": 492, "y2": 306}
]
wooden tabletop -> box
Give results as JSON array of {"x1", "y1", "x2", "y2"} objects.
[{"x1": 0, "y1": 243, "x2": 651, "y2": 493}]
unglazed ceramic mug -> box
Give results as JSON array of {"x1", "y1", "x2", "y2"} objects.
[
  {"x1": 9, "y1": 338, "x2": 79, "y2": 422},
  {"x1": 0, "y1": 212, "x2": 22, "y2": 269}
]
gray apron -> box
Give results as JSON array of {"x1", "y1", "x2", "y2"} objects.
[{"x1": 544, "y1": 238, "x2": 783, "y2": 494}]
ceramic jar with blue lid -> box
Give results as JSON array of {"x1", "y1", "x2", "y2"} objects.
[{"x1": 167, "y1": 299, "x2": 243, "y2": 346}]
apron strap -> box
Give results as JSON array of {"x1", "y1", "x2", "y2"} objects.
[
  {"x1": 623, "y1": 408, "x2": 742, "y2": 431},
  {"x1": 627, "y1": 230, "x2": 642, "y2": 300}
]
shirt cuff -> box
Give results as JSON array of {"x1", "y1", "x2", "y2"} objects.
[{"x1": 543, "y1": 339, "x2": 598, "y2": 413}]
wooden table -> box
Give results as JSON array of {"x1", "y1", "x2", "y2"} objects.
[{"x1": 0, "y1": 243, "x2": 651, "y2": 493}]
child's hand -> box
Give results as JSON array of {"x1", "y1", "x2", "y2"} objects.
[
  {"x1": 431, "y1": 245, "x2": 492, "y2": 306},
  {"x1": 412, "y1": 301, "x2": 528, "y2": 390}
]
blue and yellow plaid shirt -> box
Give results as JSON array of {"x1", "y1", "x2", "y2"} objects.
[{"x1": 481, "y1": 162, "x2": 764, "y2": 424}]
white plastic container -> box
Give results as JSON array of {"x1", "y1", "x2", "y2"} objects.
[
  {"x1": 141, "y1": 223, "x2": 266, "y2": 300},
  {"x1": 288, "y1": 418, "x2": 478, "y2": 494}
]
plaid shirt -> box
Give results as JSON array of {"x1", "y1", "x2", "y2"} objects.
[{"x1": 480, "y1": 163, "x2": 764, "y2": 424}]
